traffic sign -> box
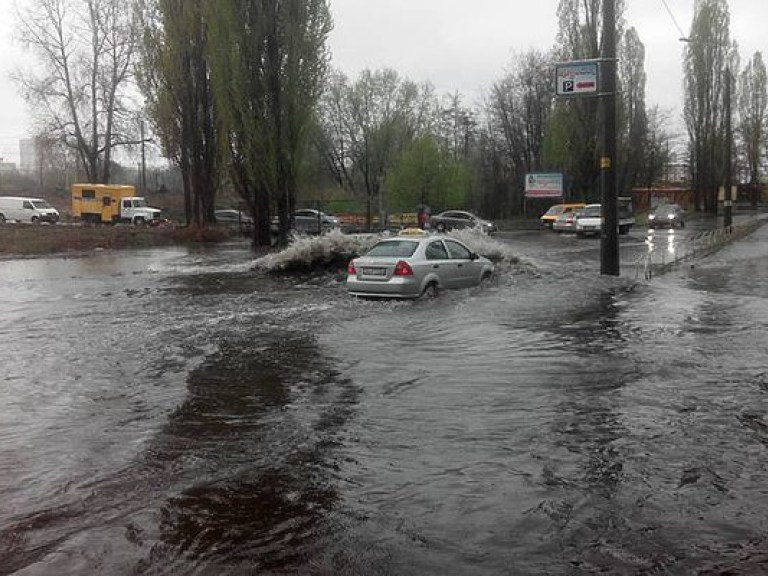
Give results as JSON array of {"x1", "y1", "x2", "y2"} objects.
[{"x1": 555, "y1": 61, "x2": 599, "y2": 97}]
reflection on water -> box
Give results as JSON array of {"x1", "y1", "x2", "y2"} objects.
[{"x1": 2, "y1": 225, "x2": 768, "y2": 574}]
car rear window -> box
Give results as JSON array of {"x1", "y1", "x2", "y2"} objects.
[
  {"x1": 582, "y1": 206, "x2": 601, "y2": 217},
  {"x1": 544, "y1": 206, "x2": 564, "y2": 216},
  {"x1": 366, "y1": 240, "x2": 419, "y2": 257}
]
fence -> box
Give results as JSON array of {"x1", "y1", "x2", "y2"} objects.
[{"x1": 634, "y1": 216, "x2": 766, "y2": 281}]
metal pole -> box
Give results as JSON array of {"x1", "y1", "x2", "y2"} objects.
[
  {"x1": 140, "y1": 121, "x2": 147, "y2": 195},
  {"x1": 600, "y1": 0, "x2": 619, "y2": 276},
  {"x1": 724, "y1": 66, "x2": 733, "y2": 229}
]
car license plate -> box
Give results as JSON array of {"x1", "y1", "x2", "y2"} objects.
[{"x1": 363, "y1": 267, "x2": 385, "y2": 276}]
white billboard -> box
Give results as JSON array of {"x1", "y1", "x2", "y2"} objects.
[{"x1": 525, "y1": 173, "x2": 564, "y2": 198}]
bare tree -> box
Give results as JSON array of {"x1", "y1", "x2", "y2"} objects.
[
  {"x1": 617, "y1": 27, "x2": 649, "y2": 195},
  {"x1": 737, "y1": 51, "x2": 767, "y2": 207},
  {"x1": 482, "y1": 50, "x2": 553, "y2": 215},
  {"x1": 683, "y1": 0, "x2": 737, "y2": 212},
  {"x1": 15, "y1": 0, "x2": 139, "y2": 184}
]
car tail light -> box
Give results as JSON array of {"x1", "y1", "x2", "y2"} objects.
[
  {"x1": 347, "y1": 260, "x2": 356, "y2": 275},
  {"x1": 393, "y1": 260, "x2": 413, "y2": 276}
]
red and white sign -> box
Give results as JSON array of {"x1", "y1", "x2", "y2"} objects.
[{"x1": 525, "y1": 173, "x2": 564, "y2": 198}]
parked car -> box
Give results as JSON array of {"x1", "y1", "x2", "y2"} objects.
[
  {"x1": 215, "y1": 209, "x2": 253, "y2": 230},
  {"x1": 0, "y1": 196, "x2": 60, "y2": 224},
  {"x1": 575, "y1": 204, "x2": 603, "y2": 238},
  {"x1": 346, "y1": 230, "x2": 494, "y2": 299},
  {"x1": 429, "y1": 210, "x2": 497, "y2": 234},
  {"x1": 294, "y1": 209, "x2": 340, "y2": 234},
  {"x1": 552, "y1": 210, "x2": 580, "y2": 233},
  {"x1": 648, "y1": 203, "x2": 685, "y2": 229},
  {"x1": 574, "y1": 200, "x2": 635, "y2": 237},
  {"x1": 539, "y1": 203, "x2": 586, "y2": 229}
]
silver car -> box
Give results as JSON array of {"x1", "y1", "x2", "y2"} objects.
[
  {"x1": 430, "y1": 210, "x2": 497, "y2": 234},
  {"x1": 346, "y1": 232, "x2": 494, "y2": 298},
  {"x1": 294, "y1": 209, "x2": 340, "y2": 234}
]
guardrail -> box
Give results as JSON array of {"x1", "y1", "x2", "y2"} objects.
[{"x1": 633, "y1": 217, "x2": 766, "y2": 281}]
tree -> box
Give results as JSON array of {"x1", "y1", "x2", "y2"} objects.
[
  {"x1": 617, "y1": 27, "x2": 649, "y2": 195},
  {"x1": 683, "y1": 0, "x2": 737, "y2": 212},
  {"x1": 384, "y1": 135, "x2": 470, "y2": 213},
  {"x1": 636, "y1": 105, "x2": 675, "y2": 189},
  {"x1": 550, "y1": 0, "x2": 628, "y2": 200},
  {"x1": 316, "y1": 68, "x2": 433, "y2": 229},
  {"x1": 737, "y1": 51, "x2": 767, "y2": 207},
  {"x1": 16, "y1": 0, "x2": 139, "y2": 184},
  {"x1": 483, "y1": 50, "x2": 553, "y2": 214},
  {"x1": 137, "y1": 0, "x2": 218, "y2": 227},
  {"x1": 207, "y1": 0, "x2": 333, "y2": 246}
]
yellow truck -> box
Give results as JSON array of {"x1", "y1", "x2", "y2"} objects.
[{"x1": 71, "y1": 184, "x2": 162, "y2": 224}]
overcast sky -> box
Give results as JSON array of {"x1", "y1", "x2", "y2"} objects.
[{"x1": 0, "y1": 0, "x2": 765, "y2": 164}]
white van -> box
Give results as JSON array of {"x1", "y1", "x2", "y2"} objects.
[{"x1": 0, "y1": 196, "x2": 60, "y2": 224}]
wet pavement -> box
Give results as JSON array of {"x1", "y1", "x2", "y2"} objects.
[{"x1": 1, "y1": 222, "x2": 767, "y2": 575}]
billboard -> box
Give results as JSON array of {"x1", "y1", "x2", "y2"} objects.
[{"x1": 525, "y1": 173, "x2": 564, "y2": 198}]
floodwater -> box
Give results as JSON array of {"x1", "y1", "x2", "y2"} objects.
[{"x1": 1, "y1": 226, "x2": 767, "y2": 575}]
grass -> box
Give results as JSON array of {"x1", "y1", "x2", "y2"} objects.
[{"x1": 0, "y1": 223, "x2": 233, "y2": 257}]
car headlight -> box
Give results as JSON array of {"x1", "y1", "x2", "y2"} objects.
[
  {"x1": 667, "y1": 214, "x2": 675, "y2": 220},
  {"x1": 648, "y1": 214, "x2": 656, "y2": 220}
]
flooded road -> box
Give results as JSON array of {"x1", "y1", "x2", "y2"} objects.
[{"x1": 1, "y1": 225, "x2": 767, "y2": 574}]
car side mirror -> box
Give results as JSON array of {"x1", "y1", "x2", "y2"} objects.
[{"x1": 470, "y1": 252, "x2": 479, "y2": 260}]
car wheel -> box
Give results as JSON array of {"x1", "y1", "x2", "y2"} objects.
[
  {"x1": 480, "y1": 271, "x2": 493, "y2": 286},
  {"x1": 133, "y1": 216, "x2": 146, "y2": 226},
  {"x1": 436, "y1": 222, "x2": 446, "y2": 233},
  {"x1": 421, "y1": 282, "x2": 439, "y2": 299},
  {"x1": 0, "y1": 213, "x2": 5, "y2": 224}
]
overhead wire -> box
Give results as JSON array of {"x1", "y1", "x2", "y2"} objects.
[{"x1": 659, "y1": 0, "x2": 688, "y2": 40}]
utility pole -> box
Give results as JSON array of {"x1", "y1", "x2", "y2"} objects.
[
  {"x1": 724, "y1": 66, "x2": 733, "y2": 229},
  {"x1": 140, "y1": 120, "x2": 147, "y2": 195},
  {"x1": 600, "y1": 0, "x2": 619, "y2": 276}
]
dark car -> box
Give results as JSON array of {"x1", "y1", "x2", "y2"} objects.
[
  {"x1": 648, "y1": 204, "x2": 685, "y2": 229},
  {"x1": 429, "y1": 210, "x2": 497, "y2": 234}
]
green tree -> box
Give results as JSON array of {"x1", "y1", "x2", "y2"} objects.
[
  {"x1": 384, "y1": 135, "x2": 469, "y2": 213},
  {"x1": 316, "y1": 68, "x2": 433, "y2": 229},
  {"x1": 137, "y1": 0, "x2": 218, "y2": 226},
  {"x1": 683, "y1": 0, "x2": 737, "y2": 212},
  {"x1": 206, "y1": 0, "x2": 333, "y2": 246}
]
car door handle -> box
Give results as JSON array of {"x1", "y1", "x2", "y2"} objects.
[
  {"x1": 457, "y1": 264, "x2": 464, "y2": 268},
  {"x1": 433, "y1": 265, "x2": 439, "y2": 269}
]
